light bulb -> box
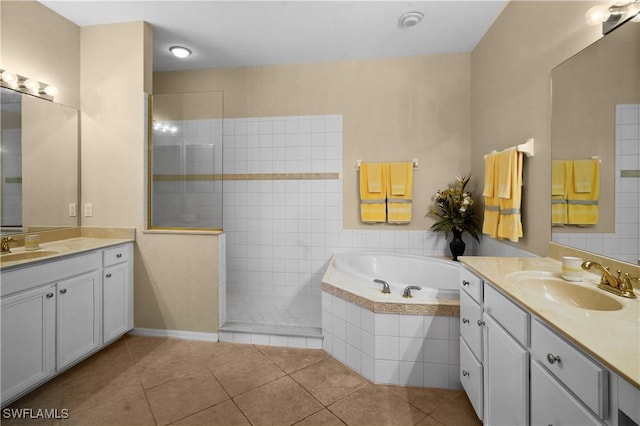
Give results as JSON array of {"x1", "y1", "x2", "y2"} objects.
[
  {"x1": 1, "y1": 71, "x2": 18, "y2": 84},
  {"x1": 169, "y1": 46, "x2": 192, "y2": 58},
  {"x1": 24, "y1": 79, "x2": 40, "y2": 93},
  {"x1": 585, "y1": 5, "x2": 611, "y2": 25},
  {"x1": 43, "y1": 85, "x2": 58, "y2": 96}
]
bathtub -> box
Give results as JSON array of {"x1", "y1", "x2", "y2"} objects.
[
  {"x1": 323, "y1": 252, "x2": 460, "y2": 305},
  {"x1": 321, "y1": 252, "x2": 462, "y2": 389}
]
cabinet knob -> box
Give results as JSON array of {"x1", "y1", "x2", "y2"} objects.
[
  {"x1": 46, "y1": 293, "x2": 54, "y2": 298},
  {"x1": 106, "y1": 273, "x2": 112, "y2": 278},
  {"x1": 547, "y1": 353, "x2": 561, "y2": 365},
  {"x1": 462, "y1": 280, "x2": 470, "y2": 286},
  {"x1": 462, "y1": 370, "x2": 470, "y2": 377},
  {"x1": 116, "y1": 253, "x2": 122, "y2": 258},
  {"x1": 477, "y1": 320, "x2": 485, "y2": 326},
  {"x1": 462, "y1": 318, "x2": 470, "y2": 324},
  {"x1": 59, "y1": 288, "x2": 67, "y2": 294}
]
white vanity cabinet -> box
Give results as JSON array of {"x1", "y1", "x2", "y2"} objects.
[
  {"x1": 102, "y1": 244, "x2": 133, "y2": 344},
  {"x1": 0, "y1": 242, "x2": 134, "y2": 406},
  {"x1": 460, "y1": 265, "x2": 632, "y2": 426},
  {"x1": 0, "y1": 284, "x2": 56, "y2": 402},
  {"x1": 459, "y1": 268, "x2": 485, "y2": 420},
  {"x1": 56, "y1": 270, "x2": 102, "y2": 370}
]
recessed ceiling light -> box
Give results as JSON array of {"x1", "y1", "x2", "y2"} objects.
[
  {"x1": 170, "y1": 46, "x2": 192, "y2": 59},
  {"x1": 399, "y1": 12, "x2": 424, "y2": 28}
]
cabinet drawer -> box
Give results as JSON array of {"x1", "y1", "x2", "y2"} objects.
[
  {"x1": 531, "y1": 318, "x2": 608, "y2": 418},
  {"x1": 460, "y1": 268, "x2": 483, "y2": 304},
  {"x1": 103, "y1": 245, "x2": 130, "y2": 267},
  {"x1": 531, "y1": 360, "x2": 601, "y2": 426},
  {"x1": 483, "y1": 284, "x2": 529, "y2": 347},
  {"x1": 460, "y1": 290, "x2": 483, "y2": 361},
  {"x1": 460, "y1": 338, "x2": 483, "y2": 421}
]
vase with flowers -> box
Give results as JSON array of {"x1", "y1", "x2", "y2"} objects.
[{"x1": 429, "y1": 175, "x2": 480, "y2": 261}]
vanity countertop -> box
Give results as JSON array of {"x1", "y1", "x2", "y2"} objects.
[
  {"x1": 460, "y1": 256, "x2": 640, "y2": 389},
  {"x1": 0, "y1": 237, "x2": 134, "y2": 271}
]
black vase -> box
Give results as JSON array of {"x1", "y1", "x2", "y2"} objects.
[{"x1": 449, "y1": 230, "x2": 466, "y2": 261}]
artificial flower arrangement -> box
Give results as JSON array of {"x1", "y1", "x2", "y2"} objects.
[{"x1": 429, "y1": 175, "x2": 481, "y2": 259}]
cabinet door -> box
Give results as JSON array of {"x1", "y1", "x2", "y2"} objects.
[
  {"x1": 483, "y1": 313, "x2": 529, "y2": 426},
  {"x1": 103, "y1": 263, "x2": 132, "y2": 344},
  {"x1": 531, "y1": 360, "x2": 601, "y2": 426},
  {"x1": 460, "y1": 290, "x2": 483, "y2": 361},
  {"x1": 57, "y1": 271, "x2": 102, "y2": 370},
  {"x1": 1, "y1": 284, "x2": 56, "y2": 402}
]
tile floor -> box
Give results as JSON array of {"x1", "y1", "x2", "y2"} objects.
[{"x1": 3, "y1": 335, "x2": 481, "y2": 426}]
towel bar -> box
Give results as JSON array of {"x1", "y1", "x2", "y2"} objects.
[
  {"x1": 355, "y1": 159, "x2": 419, "y2": 170},
  {"x1": 484, "y1": 138, "x2": 535, "y2": 159}
]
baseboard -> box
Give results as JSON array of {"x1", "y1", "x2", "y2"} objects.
[{"x1": 130, "y1": 327, "x2": 219, "y2": 342}]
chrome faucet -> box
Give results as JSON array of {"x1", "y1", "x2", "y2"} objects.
[
  {"x1": 374, "y1": 279, "x2": 391, "y2": 294},
  {"x1": 581, "y1": 261, "x2": 637, "y2": 299},
  {"x1": 402, "y1": 286, "x2": 422, "y2": 298},
  {"x1": 1, "y1": 237, "x2": 15, "y2": 254}
]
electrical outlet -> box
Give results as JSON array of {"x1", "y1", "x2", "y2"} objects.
[
  {"x1": 68, "y1": 203, "x2": 77, "y2": 217},
  {"x1": 84, "y1": 203, "x2": 93, "y2": 217}
]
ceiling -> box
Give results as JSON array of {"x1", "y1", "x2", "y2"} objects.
[{"x1": 40, "y1": 1, "x2": 508, "y2": 72}]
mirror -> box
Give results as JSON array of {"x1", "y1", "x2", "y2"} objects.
[
  {"x1": 1, "y1": 87, "x2": 79, "y2": 236},
  {"x1": 551, "y1": 20, "x2": 640, "y2": 265}
]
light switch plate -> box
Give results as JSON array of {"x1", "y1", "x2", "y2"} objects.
[
  {"x1": 84, "y1": 203, "x2": 92, "y2": 217},
  {"x1": 68, "y1": 203, "x2": 77, "y2": 217}
]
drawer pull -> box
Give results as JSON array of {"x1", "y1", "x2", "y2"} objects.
[
  {"x1": 462, "y1": 370, "x2": 470, "y2": 377},
  {"x1": 477, "y1": 319, "x2": 485, "y2": 326},
  {"x1": 462, "y1": 280, "x2": 470, "y2": 286},
  {"x1": 59, "y1": 289, "x2": 67, "y2": 294},
  {"x1": 106, "y1": 273, "x2": 112, "y2": 278},
  {"x1": 46, "y1": 293, "x2": 54, "y2": 298},
  {"x1": 546, "y1": 353, "x2": 561, "y2": 364},
  {"x1": 462, "y1": 318, "x2": 470, "y2": 324},
  {"x1": 116, "y1": 253, "x2": 122, "y2": 258}
]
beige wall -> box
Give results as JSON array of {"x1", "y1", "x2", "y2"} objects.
[
  {"x1": 471, "y1": 1, "x2": 603, "y2": 256},
  {"x1": 1, "y1": 0, "x2": 80, "y2": 108},
  {"x1": 154, "y1": 54, "x2": 472, "y2": 231},
  {"x1": 80, "y1": 21, "x2": 220, "y2": 334}
]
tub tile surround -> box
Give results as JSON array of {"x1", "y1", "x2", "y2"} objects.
[
  {"x1": 552, "y1": 104, "x2": 640, "y2": 264},
  {"x1": 321, "y1": 291, "x2": 462, "y2": 390}
]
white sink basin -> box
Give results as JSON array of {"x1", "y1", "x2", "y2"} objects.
[
  {"x1": 0, "y1": 250, "x2": 59, "y2": 264},
  {"x1": 507, "y1": 271, "x2": 623, "y2": 312}
]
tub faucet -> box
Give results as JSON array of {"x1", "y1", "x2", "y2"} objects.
[
  {"x1": 1, "y1": 237, "x2": 15, "y2": 254},
  {"x1": 374, "y1": 279, "x2": 391, "y2": 294},
  {"x1": 581, "y1": 261, "x2": 637, "y2": 299},
  {"x1": 402, "y1": 286, "x2": 422, "y2": 298}
]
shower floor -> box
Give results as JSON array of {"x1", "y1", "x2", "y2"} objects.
[{"x1": 225, "y1": 292, "x2": 322, "y2": 336}]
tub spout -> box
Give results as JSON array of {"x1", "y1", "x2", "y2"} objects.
[
  {"x1": 374, "y1": 279, "x2": 391, "y2": 294},
  {"x1": 403, "y1": 286, "x2": 422, "y2": 298}
]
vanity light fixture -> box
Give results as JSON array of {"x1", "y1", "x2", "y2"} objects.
[
  {"x1": 0, "y1": 69, "x2": 57, "y2": 101},
  {"x1": 586, "y1": 0, "x2": 640, "y2": 33},
  {"x1": 399, "y1": 12, "x2": 424, "y2": 28},
  {"x1": 169, "y1": 46, "x2": 192, "y2": 59}
]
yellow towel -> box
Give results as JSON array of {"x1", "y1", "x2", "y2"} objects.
[
  {"x1": 367, "y1": 162, "x2": 383, "y2": 193},
  {"x1": 551, "y1": 160, "x2": 568, "y2": 225},
  {"x1": 482, "y1": 153, "x2": 496, "y2": 197},
  {"x1": 551, "y1": 160, "x2": 566, "y2": 196},
  {"x1": 360, "y1": 162, "x2": 387, "y2": 223},
  {"x1": 389, "y1": 162, "x2": 409, "y2": 195},
  {"x1": 567, "y1": 160, "x2": 599, "y2": 225},
  {"x1": 497, "y1": 149, "x2": 523, "y2": 242},
  {"x1": 573, "y1": 159, "x2": 596, "y2": 193},
  {"x1": 482, "y1": 152, "x2": 500, "y2": 238},
  {"x1": 387, "y1": 162, "x2": 413, "y2": 223},
  {"x1": 496, "y1": 148, "x2": 513, "y2": 199}
]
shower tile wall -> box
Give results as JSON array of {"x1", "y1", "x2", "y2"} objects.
[
  {"x1": 223, "y1": 114, "x2": 457, "y2": 329},
  {"x1": 552, "y1": 104, "x2": 640, "y2": 264}
]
